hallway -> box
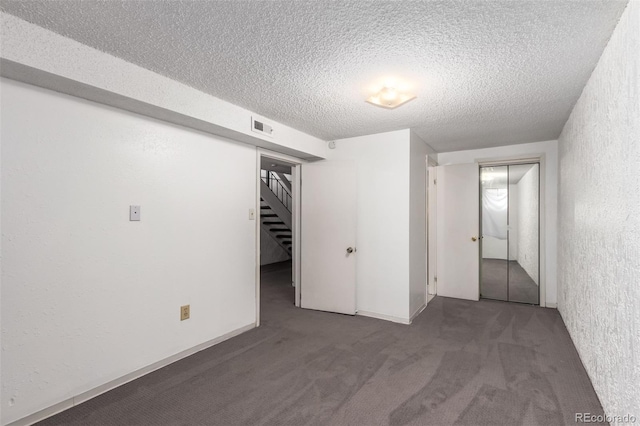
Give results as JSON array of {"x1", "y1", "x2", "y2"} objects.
[{"x1": 39, "y1": 263, "x2": 604, "y2": 425}]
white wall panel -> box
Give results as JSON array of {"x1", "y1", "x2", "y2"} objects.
[{"x1": 1, "y1": 79, "x2": 257, "y2": 424}]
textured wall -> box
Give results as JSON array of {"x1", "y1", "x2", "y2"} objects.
[
  {"x1": 1, "y1": 79, "x2": 257, "y2": 424},
  {"x1": 0, "y1": 13, "x2": 328, "y2": 161},
  {"x1": 517, "y1": 166, "x2": 539, "y2": 285},
  {"x1": 557, "y1": 0, "x2": 639, "y2": 419},
  {"x1": 0, "y1": 2, "x2": 628, "y2": 151}
]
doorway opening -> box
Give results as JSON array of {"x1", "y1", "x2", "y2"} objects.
[
  {"x1": 257, "y1": 151, "x2": 302, "y2": 326},
  {"x1": 479, "y1": 163, "x2": 540, "y2": 305}
]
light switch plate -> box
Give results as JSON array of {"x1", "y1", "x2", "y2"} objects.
[
  {"x1": 249, "y1": 208, "x2": 256, "y2": 220},
  {"x1": 130, "y1": 205, "x2": 141, "y2": 221}
]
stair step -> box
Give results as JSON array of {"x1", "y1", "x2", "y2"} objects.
[
  {"x1": 263, "y1": 220, "x2": 284, "y2": 224},
  {"x1": 260, "y1": 213, "x2": 278, "y2": 218},
  {"x1": 275, "y1": 235, "x2": 291, "y2": 239},
  {"x1": 260, "y1": 206, "x2": 270, "y2": 209}
]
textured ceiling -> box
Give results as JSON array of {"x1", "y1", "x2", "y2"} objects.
[{"x1": 0, "y1": 1, "x2": 628, "y2": 152}]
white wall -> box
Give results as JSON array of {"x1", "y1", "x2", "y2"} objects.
[
  {"x1": 557, "y1": 0, "x2": 639, "y2": 419},
  {"x1": 438, "y1": 139, "x2": 558, "y2": 307},
  {"x1": 409, "y1": 132, "x2": 429, "y2": 317},
  {"x1": 517, "y1": 166, "x2": 539, "y2": 284},
  {"x1": 329, "y1": 130, "x2": 412, "y2": 322},
  {"x1": 1, "y1": 79, "x2": 258, "y2": 425},
  {"x1": 0, "y1": 76, "x2": 3, "y2": 426}
]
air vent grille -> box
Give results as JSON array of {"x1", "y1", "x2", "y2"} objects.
[{"x1": 251, "y1": 117, "x2": 273, "y2": 137}]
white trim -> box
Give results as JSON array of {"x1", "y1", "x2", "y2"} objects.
[
  {"x1": 428, "y1": 163, "x2": 438, "y2": 297},
  {"x1": 538, "y1": 155, "x2": 547, "y2": 308},
  {"x1": 478, "y1": 157, "x2": 541, "y2": 167},
  {"x1": 255, "y1": 149, "x2": 262, "y2": 327},
  {"x1": 426, "y1": 157, "x2": 439, "y2": 299},
  {"x1": 7, "y1": 323, "x2": 255, "y2": 426},
  {"x1": 410, "y1": 303, "x2": 427, "y2": 322},
  {"x1": 356, "y1": 310, "x2": 411, "y2": 325},
  {"x1": 292, "y1": 164, "x2": 302, "y2": 308},
  {"x1": 258, "y1": 149, "x2": 308, "y2": 167},
  {"x1": 546, "y1": 302, "x2": 557, "y2": 309}
]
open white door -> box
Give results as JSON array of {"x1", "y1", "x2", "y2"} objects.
[
  {"x1": 301, "y1": 160, "x2": 357, "y2": 314},
  {"x1": 436, "y1": 163, "x2": 480, "y2": 301}
]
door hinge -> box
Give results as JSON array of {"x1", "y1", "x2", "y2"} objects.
[
  {"x1": 434, "y1": 179, "x2": 437, "y2": 185},
  {"x1": 434, "y1": 276, "x2": 438, "y2": 282}
]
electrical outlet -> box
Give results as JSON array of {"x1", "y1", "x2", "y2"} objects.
[
  {"x1": 180, "y1": 305, "x2": 190, "y2": 321},
  {"x1": 129, "y1": 205, "x2": 141, "y2": 221}
]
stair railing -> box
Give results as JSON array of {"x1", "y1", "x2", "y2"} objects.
[{"x1": 261, "y1": 170, "x2": 292, "y2": 211}]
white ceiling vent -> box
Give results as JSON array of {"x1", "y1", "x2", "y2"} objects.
[{"x1": 251, "y1": 117, "x2": 274, "y2": 137}]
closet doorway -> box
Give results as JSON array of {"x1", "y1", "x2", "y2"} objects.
[{"x1": 480, "y1": 163, "x2": 540, "y2": 304}]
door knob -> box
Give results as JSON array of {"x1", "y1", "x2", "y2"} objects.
[
  {"x1": 471, "y1": 237, "x2": 477, "y2": 242},
  {"x1": 346, "y1": 247, "x2": 356, "y2": 254}
]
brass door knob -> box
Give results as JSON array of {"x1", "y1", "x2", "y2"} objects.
[{"x1": 471, "y1": 237, "x2": 477, "y2": 242}]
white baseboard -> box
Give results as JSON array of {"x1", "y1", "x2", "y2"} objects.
[
  {"x1": 356, "y1": 310, "x2": 411, "y2": 325},
  {"x1": 546, "y1": 302, "x2": 558, "y2": 309},
  {"x1": 410, "y1": 303, "x2": 427, "y2": 322},
  {"x1": 8, "y1": 322, "x2": 256, "y2": 426}
]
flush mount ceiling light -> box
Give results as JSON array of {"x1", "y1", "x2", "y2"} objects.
[{"x1": 366, "y1": 86, "x2": 416, "y2": 109}]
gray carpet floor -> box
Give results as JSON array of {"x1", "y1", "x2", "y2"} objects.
[
  {"x1": 38, "y1": 261, "x2": 604, "y2": 426},
  {"x1": 481, "y1": 259, "x2": 539, "y2": 304}
]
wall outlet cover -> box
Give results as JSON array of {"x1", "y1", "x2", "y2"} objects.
[
  {"x1": 129, "y1": 205, "x2": 141, "y2": 221},
  {"x1": 180, "y1": 305, "x2": 190, "y2": 321}
]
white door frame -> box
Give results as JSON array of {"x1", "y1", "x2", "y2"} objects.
[
  {"x1": 478, "y1": 156, "x2": 546, "y2": 307},
  {"x1": 255, "y1": 148, "x2": 306, "y2": 327},
  {"x1": 427, "y1": 158, "x2": 438, "y2": 298}
]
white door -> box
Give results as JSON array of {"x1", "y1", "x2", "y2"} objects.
[
  {"x1": 436, "y1": 163, "x2": 480, "y2": 301},
  {"x1": 301, "y1": 160, "x2": 357, "y2": 314}
]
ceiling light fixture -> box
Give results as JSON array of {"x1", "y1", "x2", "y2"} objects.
[{"x1": 366, "y1": 86, "x2": 416, "y2": 109}]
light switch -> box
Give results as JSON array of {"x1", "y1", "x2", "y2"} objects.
[
  {"x1": 249, "y1": 208, "x2": 256, "y2": 220},
  {"x1": 130, "y1": 205, "x2": 141, "y2": 221}
]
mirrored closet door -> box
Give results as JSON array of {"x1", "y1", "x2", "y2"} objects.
[{"x1": 480, "y1": 163, "x2": 539, "y2": 304}]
